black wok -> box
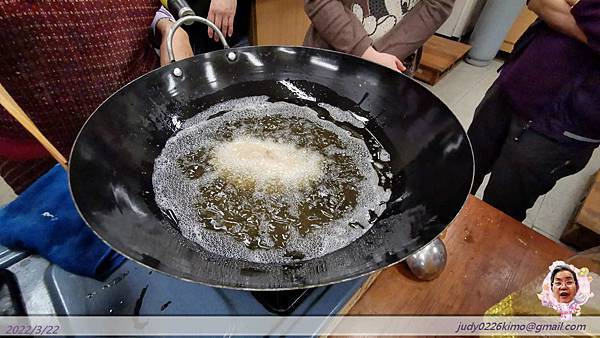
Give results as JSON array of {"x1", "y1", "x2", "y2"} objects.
[{"x1": 69, "y1": 20, "x2": 473, "y2": 290}]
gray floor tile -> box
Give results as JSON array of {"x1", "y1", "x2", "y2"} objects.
[
  {"x1": 532, "y1": 226, "x2": 559, "y2": 242},
  {"x1": 426, "y1": 60, "x2": 501, "y2": 129},
  {"x1": 523, "y1": 194, "x2": 545, "y2": 228},
  {"x1": 421, "y1": 61, "x2": 492, "y2": 107},
  {"x1": 451, "y1": 87, "x2": 486, "y2": 129},
  {"x1": 532, "y1": 149, "x2": 600, "y2": 240},
  {"x1": 0, "y1": 177, "x2": 16, "y2": 207}
]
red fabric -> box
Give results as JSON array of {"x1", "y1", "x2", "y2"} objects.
[
  {"x1": 0, "y1": 138, "x2": 50, "y2": 161},
  {"x1": 0, "y1": 0, "x2": 161, "y2": 191},
  {"x1": 0, "y1": 157, "x2": 55, "y2": 194}
]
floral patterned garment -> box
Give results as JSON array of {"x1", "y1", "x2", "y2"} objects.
[
  {"x1": 304, "y1": 0, "x2": 454, "y2": 60},
  {"x1": 353, "y1": 0, "x2": 421, "y2": 41}
]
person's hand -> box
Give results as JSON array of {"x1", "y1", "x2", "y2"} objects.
[
  {"x1": 207, "y1": 0, "x2": 237, "y2": 42},
  {"x1": 527, "y1": 0, "x2": 588, "y2": 44},
  {"x1": 361, "y1": 46, "x2": 407, "y2": 72},
  {"x1": 157, "y1": 18, "x2": 193, "y2": 66},
  {"x1": 564, "y1": 0, "x2": 580, "y2": 6}
]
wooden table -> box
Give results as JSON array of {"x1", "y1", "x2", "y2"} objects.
[{"x1": 346, "y1": 196, "x2": 575, "y2": 315}]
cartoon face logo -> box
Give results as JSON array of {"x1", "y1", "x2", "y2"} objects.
[
  {"x1": 552, "y1": 268, "x2": 578, "y2": 303},
  {"x1": 352, "y1": 0, "x2": 420, "y2": 41},
  {"x1": 538, "y1": 261, "x2": 594, "y2": 320}
]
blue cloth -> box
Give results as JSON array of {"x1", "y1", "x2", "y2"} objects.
[{"x1": 0, "y1": 165, "x2": 125, "y2": 280}]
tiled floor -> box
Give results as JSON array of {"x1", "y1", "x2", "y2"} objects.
[
  {"x1": 1, "y1": 59, "x2": 598, "y2": 244},
  {"x1": 0, "y1": 176, "x2": 15, "y2": 207},
  {"x1": 419, "y1": 59, "x2": 600, "y2": 242}
]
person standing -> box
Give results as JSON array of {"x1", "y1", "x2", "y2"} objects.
[
  {"x1": 303, "y1": 0, "x2": 455, "y2": 72},
  {"x1": 0, "y1": 1, "x2": 192, "y2": 193},
  {"x1": 468, "y1": 0, "x2": 599, "y2": 221}
]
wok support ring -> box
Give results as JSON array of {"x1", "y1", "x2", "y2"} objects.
[{"x1": 406, "y1": 238, "x2": 447, "y2": 280}]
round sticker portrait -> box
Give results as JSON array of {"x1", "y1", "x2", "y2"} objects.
[{"x1": 538, "y1": 261, "x2": 594, "y2": 320}]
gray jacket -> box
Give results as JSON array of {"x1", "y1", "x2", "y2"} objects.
[{"x1": 303, "y1": 0, "x2": 455, "y2": 60}]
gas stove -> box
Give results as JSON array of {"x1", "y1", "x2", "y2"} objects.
[{"x1": 0, "y1": 245, "x2": 366, "y2": 320}]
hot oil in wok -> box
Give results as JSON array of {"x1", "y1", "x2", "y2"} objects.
[
  {"x1": 178, "y1": 117, "x2": 365, "y2": 251},
  {"x1": 153, "y1": 97, "x2": 392, "y2": 263}
]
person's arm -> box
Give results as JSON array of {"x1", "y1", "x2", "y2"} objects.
[
  {"x1": 152, "y1": 7, "x2": 193, "y2": 66},
  {"x1": 304, "y1": 0, "x2": 372, "y2": 56},
  {"x1": 569, "y1": 0, "x2": 600, "y2": 53},
  {"x1": 207, "y1": 0, "x2": 237, "y2": 42},
  {"x1": 304, "y1": 0, "x2": 404, "y2": 71},
  {"x1": 527, "y1": 0, "x2": 588, "y2": 44},
  {"x1": 361, "y1": 46, "x2": 407, "y2": 71},
  {"x1": 373, "y1": 0, "x2": 455, "y2": 60},
  {"x1": 157, "y1": 19, "x2": 194, "y2": 66}
]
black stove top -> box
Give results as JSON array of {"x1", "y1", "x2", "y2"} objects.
[{"x1": 0, "y1": 248, "x2": 366, "y2": 319}]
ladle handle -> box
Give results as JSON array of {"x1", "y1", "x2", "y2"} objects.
[
  {"x1": 160, "y1": 0, "x2": 195, "y2": 20},
  {"x1": 0, "y1": 83, "x2": 68, "y2": 170}
]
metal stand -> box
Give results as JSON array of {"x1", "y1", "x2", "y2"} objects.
[{"x1": 406, "y1": 237, "x2": 447, "y2": 281}]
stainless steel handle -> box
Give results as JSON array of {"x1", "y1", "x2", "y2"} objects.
[{"x1": 166, "y1": 16, "x2": 231, "y2": 64}]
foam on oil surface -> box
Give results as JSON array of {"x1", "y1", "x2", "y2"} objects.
[{"x1": 153, "y1": 97, "x2": 391, "y2": 263}]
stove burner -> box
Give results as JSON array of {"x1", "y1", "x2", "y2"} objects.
[
  {"x1": 251, "y1": 288, "x2": 315, "y2": 315},
  {"x1": 0, "y1": 269, "x2": 27, "y2": 316}
]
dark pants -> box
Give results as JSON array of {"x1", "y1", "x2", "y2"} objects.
[{"x1": 468, "y1": 84, "x2": 597, "y2": 221}]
